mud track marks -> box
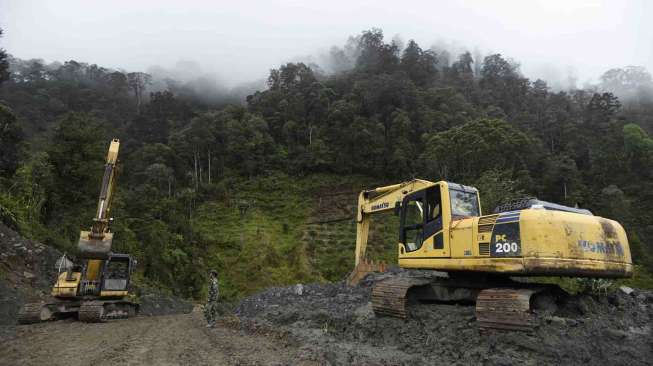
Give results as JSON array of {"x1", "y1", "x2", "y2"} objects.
[{"x1": 1, "y1": 311, "x2": 307, "y2": 366}]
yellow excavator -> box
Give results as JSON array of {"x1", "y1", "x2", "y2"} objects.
[
  {"x1": 348, "y1": 179, "x2": 632, "y2": 330},
  {"x1": 19, "y1": 139, "x2": 138, "y2": 324}
]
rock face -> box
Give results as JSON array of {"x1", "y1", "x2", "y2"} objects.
[
  {"x1": 0, "y1": 224, "x2": 62, "y2": 326},
  {"x1": 235, "y1": 272, "x2": 653, "y2": 366}
]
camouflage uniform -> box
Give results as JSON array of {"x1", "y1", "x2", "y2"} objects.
[{"x1": 204, "y1": 275, "x2": 220, "y2": 325}]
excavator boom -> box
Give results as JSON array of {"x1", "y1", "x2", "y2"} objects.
[
  {"x1": 78, "y1": 138, "x2": 120, "y2": 259},
  {"x1": 348, "y1": 179, "x2": 435, "y2": 284}
]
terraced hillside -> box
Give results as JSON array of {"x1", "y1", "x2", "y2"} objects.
[
  {"x1": 191, "y1": 174, "x2": 401, "y2": 300},
  {"x1": 301, "y1": 185, "x2": 400, "y2": 282}
]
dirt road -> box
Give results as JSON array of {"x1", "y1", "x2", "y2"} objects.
[{"x1": 0, "y1": 310, "x2": 308, "y2": 366}]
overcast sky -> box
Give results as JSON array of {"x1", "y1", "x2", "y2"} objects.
[{"x1": 1, "y1": 0, "x2": 651, "y2": 88}]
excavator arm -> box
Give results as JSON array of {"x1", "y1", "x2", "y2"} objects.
[
  {"x1": 349, "y1": 179, "x2": 435, "y2": 284},
  {"x1": 78, "y1": 139, "x2": 120, "y2": 259}
]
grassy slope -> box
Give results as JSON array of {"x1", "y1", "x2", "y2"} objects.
[{"x1": 191, "y1": 173, "x2": 400, "y2": 301}]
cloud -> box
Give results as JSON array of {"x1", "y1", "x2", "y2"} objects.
[{"x1": 1, "y1": 0, "x2": 651, "y2": 87}]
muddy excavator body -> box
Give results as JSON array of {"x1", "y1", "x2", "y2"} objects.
[
  {"x1": 19, "y1": 139, "x2": 139, "y2": 324},
  {"x1": 349, "y1": 179, "x2": 633, "y2": 331}
]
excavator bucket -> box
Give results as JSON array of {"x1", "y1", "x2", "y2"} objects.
[
  {"x1": 347, "y1": 257, "x2": 387, "y2": 286},
  {"x1": 78, "y1": 231, "x2": 112, "y2": 259}
]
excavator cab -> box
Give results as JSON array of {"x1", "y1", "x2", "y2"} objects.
[
  {"x1": 398, "y1": 182, "x2": 480, "y2": 259},
  {"x1": 98, "y1": 254, "x2": 134, "y2": 296}
]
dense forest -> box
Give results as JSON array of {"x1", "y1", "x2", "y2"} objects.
[{"x1": 1, "y1": 28, "x2": 652, "y2": 299}]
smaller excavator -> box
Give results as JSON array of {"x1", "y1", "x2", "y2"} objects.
[
  {"x1": 348, "y1": 179, "x2": 633, "y2": 331},
  {"x1": 19, "y1": 139, "x2": 139, "y2": 324}
]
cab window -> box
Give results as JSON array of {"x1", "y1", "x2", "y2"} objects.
[
  {"x1": 402, "y1": 196, "x2": 424, "y2": 252},
  {"x1": 425, "y1": 187, "x2": 441, "y2": 223},
  {"x1": 450, "y1": 189, "x2": 480, "y2": 217}
]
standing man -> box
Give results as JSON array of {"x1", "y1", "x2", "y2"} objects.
[{"x1": 204, "y1": 269, "x2": 220, "y2": 327}]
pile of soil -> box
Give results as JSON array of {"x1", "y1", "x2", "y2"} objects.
[{"x1": 235, "y1": 271, "x2": 653, "y2": 365}]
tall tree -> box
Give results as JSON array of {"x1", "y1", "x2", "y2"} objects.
[
  {"x1": 127, "y1": 72, "x2": 152, "y2": 114},
  {"x1": 400, "y1": 40, "x2": 438, "y2": 86},
  {"x1": 0, "y1": 28, "x2": 9, "y2": 86},
  {"x1": 600, "y1": 66, "x2": 653, "y2": 99},
  {"x1": 356, "y1": 28, "x2": 400, "y2": 74},
  {"x1": 421, "y1": 118, "x2": 535, "y2": 181},
  {"x1": 480, "y1": 54, "x2": 529, "y2": 118},
  {"x1": 46, "y1": 113, "x2": 106, "y2": 232},
  {"x1": 0, "y1": 104, "x2": 22, "y2": 177}
]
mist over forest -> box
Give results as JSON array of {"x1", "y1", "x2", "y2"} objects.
[{"x1": 1, "y1": 24, "x2": 653, "y2": 298}]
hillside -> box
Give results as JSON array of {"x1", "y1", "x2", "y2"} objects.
[{"x1": 190, "y1": 173, "x2": 400, "y2": 300}]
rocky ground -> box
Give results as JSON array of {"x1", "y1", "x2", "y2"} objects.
[{"x1": 234, "y1": 272, "x2": 653, "y2": 366}]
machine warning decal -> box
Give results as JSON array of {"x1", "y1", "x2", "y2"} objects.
[
  {"x1": 490, "y1": 222, "x2": 521, "y2": 257},
  {"x1": 371, "y1": 202, "x2": 390, "y2": 210}
]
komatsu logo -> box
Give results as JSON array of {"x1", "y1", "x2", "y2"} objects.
[
  {"x1": 578, "y1": 240, "x2": 624, "y2": 256},
  {"x1": 371, "y1": 202, "x2": 389, "y2": 210}
]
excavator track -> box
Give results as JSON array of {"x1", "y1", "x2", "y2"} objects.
[
  {"x1": 372, "y1": 275, "x2": 560, "y2": 332},
  {"x1": 79, "y1": 302, "x2": 105, "y2": 323},
  {"x1": 78, "y1": 300, "x2": 138, "y2": 322},
  {"x1": 475, "y1": 288, "x2": 539, "y2": 332},
  {"x1": 18, "y1": 303, "x2": 53, "y2": 324},
  {"x1": 371, "y1": 277, "x2": 432, "y2": 318},
  {"x1": 475, "y1": 286, "x2": 563, "y2": 332}
]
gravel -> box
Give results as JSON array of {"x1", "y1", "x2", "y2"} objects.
[{"x1": 234, "y1": 271, "x2": 653, "y2": 366}]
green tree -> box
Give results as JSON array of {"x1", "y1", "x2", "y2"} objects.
[
  {"x1": 472, "y1": 169, "x2": 525, "y2": 214},
  {"x1": 623, "y1": 123, "x2": 653, "y2": 178},
  {"x1": 541, "y1": 154, "x2": 586, "y2": 205},
  {"x1": 355, "y1": 28, "x2": 400, "y2": 74},
  {"x1": 447, "y1": 52, "x2": 476, "y2": 101},
  {"x1": 6, "y1": 152, "x2": 55, "y2": 237},
  {"x1": 127, "y1": 72, "x2": 152, "y2": 114},
  {"x1": 400, "y1": 40, "x2": 438, "y2": 86},
  {"x1": 0, "y1": 104, "x2": 22, "y2": 177},
  {"x1": 45, "y1": 113, "x2": 106, "y2": 242},
  {"x1": 480, "y1": 54, "x2": 529, "y2": 118},
  {"x1": 225, "y1": 113, "x2": 277, "y2": 176},
  {"x1": 421, "y1": 118, "x2": 535, "y2": 181},
  {"x1": 585, "y1": 92, "x2": 621, "y2": 128}
]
